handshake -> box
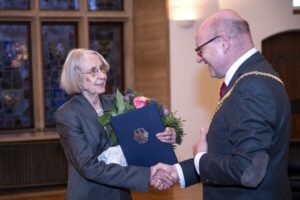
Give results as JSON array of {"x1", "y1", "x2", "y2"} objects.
[
  {"x1": 150, "y1": 163, "x2": 179, "y2": 190},
  {"x1": 148, "y1": 127, "x2": 208, "y2": 190}
]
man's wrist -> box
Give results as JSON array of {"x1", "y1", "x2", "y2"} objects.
[
  {"x1": 174, "y1": 163, "x2": 186, "y2": 188},
  {"x1": 194, "y1": 152, "x2": 207, "y2": 175}
]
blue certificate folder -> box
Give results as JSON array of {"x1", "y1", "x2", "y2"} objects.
[{"x1": 110, "y1": 103, "x2": 178, "y2": 167}]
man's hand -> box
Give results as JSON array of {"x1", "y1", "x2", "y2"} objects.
[
  {"x1": 150, "y1": 163, "x2": 179, "y2": 190},
  {"x1": 193, "y1": 127, "x2": 208, "y2": 156}
]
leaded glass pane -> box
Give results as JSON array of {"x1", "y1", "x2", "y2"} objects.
[
  {"x1": 0, "y1": 23, "x2": 33, "y2": 130},
  {"x1": 42, "y1": 23, "x2": 77, "y2": 127},
  {"x1": 88, "y1": 0, "x2": 123, "y2": 11},
  {"x1": 89, "y1": 22, "x2": 123, "y2": 93},
  {"x1": 0, "y1": 0, "x2": 30, "y2": 10},
  {"x1": 40, "y1": 0, "x2": 79, "y2": 10}
]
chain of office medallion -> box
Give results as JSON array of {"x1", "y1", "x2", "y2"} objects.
[{"x1": 214, "y1": 71, "x2": 284, "y2": 117}]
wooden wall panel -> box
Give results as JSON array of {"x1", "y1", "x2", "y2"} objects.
[
  {"x1": 133, "y1": 0, "x2": 170, "y2": 108},
  {"x1": 262, "y1": 31, "x2": 300, "y2": 139}
]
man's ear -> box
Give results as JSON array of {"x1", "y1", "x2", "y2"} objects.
[{"x1": 220, "y1": 34, "x2": 230, "y2": 53}]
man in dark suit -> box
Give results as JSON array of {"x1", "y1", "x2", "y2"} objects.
[{"x1": 152, "y1": 9, "x2": 292, "y2": 199}]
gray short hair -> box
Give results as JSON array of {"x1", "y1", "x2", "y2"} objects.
[{"x1": 60, "y1": 48, "x2": 110, "y2": 95}]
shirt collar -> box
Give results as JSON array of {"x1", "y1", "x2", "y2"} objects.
[{"x1": 224, "y1": 48, "x2": 257, "y2": 86}]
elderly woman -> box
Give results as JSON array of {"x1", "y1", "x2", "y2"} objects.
[{"x1": 54, "y1": 48, "x2": 176, "y2": 200}]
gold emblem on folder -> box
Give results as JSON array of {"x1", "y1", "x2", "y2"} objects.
[{"x1": 133, "y1": 128, "x2": 149, "y2": 144}]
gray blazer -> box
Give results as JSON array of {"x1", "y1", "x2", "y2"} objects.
[{"x1": 54, "y1": 94, "x2": 150, "y2": 200}]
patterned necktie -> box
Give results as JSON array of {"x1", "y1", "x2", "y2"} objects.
[{"x1": 219, "y1": 82, "x2": 228, "y2": 99}]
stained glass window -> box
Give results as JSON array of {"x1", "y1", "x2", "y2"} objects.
[
  {"x1": 88, "y1": 0, "x2": 123, "y2": 11},
  {"x1": 0, "y1": 0, "x2": 30, "y2": 10},
  {"x1": 0, "y1": 1, "x2": 127, "y2": 133},
  {"x1": 42, "y1": 23, "x2": 77, "y2": 127},
  {"x1": 89, "y1": 22, "x2": 123, "y2": 93},
  {"x1": 40, "y1": 0, "x2": 79, "y2": 10},
  {"x1": 0, "y1": 23, "x2": 33, "y2": 130}
]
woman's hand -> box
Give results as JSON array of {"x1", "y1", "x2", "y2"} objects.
[{"x1": 156, "y1": 127, "x2": 176, "y2": 144}]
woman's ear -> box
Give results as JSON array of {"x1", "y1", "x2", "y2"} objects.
[{"x1": 76, "y1": 72, "x2": 83, "y2": 91}]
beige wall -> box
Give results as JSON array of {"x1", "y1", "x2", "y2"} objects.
[{"x1": 170, "y1": 0, "x2": 300, "y2": 161}]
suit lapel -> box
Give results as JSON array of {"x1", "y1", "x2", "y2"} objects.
[
  {"x1": 75, "y1": 94, "x2": 107, "y2": 139},
  {"x1": 75, "y1": 94, "x2": 98, "y2": 119},
  {"x1": 227, "y1": 52, "x2": 265, "y2": 90},
  {"x1": 100, "y1": 94, "x2": 115, "y2": 112}
]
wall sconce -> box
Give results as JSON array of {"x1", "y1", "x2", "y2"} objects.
[
  {"x1": 293, "y1": 0, "x2": 300, "y2": 13},
  {"x1": 293, "y1": 0, "x2": 300, "y2": 7},
  {"x1": 176, "y1": 20, "x2": 195, "y2": 29},
  {"x1": 168, "y1": 0, "x2": 200, "y2": 28}
]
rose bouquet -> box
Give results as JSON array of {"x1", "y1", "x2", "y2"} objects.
[
  {"x1": 97, "y1": 89, "x2": 185, "y2": 147},
  {"x1": 97, "y1": 89, "x2": 185, "y2": 166}
]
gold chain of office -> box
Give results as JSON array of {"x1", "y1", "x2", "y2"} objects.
[{"x1": 214, "y1": 71, "x2": 284, "y2": 116}]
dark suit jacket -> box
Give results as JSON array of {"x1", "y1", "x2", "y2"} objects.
[
  {"x1": 180, "y1": 52, "x2": 292, "y2": 200},
  {"x1": 54, "y1": 94, "x2": 150, "y2": 200}
]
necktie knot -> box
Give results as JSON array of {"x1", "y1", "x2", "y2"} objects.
[{"x1": 220, "y1": 82, "x2": 228, "y2": 99}]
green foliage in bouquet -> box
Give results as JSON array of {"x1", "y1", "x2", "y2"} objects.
[
  {"x1": 97, "y1": 89, "x2": 185, "y2": 146},
  {"x1": 162, "y1": 110, "x2": 185, "y2": 145}
]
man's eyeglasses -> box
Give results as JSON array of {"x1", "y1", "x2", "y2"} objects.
[
  {"x1": 80, "y1": 64, "x2": 109, "y2": 77},
  {"x1": 195, "y1": 35, "x2": 220, "y2": 56}
]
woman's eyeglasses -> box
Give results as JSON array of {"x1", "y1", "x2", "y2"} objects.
[{"x1": 80, "y1": 64, "x2": 109, "y2": 76}]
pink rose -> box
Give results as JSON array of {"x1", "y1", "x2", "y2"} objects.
[{"x1": 133, "y1": 96, "x2": 149, "y2": 109}]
